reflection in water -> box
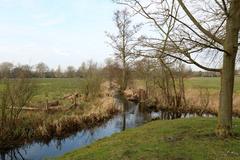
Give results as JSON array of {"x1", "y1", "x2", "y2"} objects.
[
  {"x1": 0, "y1": 100, "x2": 174, "y2": 160},
  {"x1": 1, "y1": 149, "x2": 25, "y2": 160},
  {"x1": 122, "y1": 111, "x2": 126, "y2": 131},
  {"x1": 122, "y1": 99, "x2": 128, "y2": 131}
]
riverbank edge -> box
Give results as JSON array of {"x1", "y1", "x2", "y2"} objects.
[
  {"x1": 124, "y1": 87, "x2": 240, "y2": 118},
  {"x1": 56, "y1": 117, "x2": 240, "y2": 160},
  {"x1": 0, "y1": 97, "x2": 120, "y2": 152}
]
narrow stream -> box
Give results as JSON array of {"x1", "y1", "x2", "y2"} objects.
[{"x1": 0, "y1": 100, "x2": 162, "y2": 160}]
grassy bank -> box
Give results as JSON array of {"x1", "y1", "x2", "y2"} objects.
[{"x1": 57, "y1": 118, "x2": 240, "y2": 160}]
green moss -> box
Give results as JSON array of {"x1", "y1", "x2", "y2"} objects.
[{"x1": 56, "y1": 118, "x2": 240, "y2": 160}]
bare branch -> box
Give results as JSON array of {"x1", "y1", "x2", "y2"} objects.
[{"x1": 177, "y1": 0, "x2": 224, "y2": 45}]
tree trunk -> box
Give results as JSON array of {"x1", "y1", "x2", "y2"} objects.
[
  {"x1": 121, "y1": 58, "x2": 128, "y2": 91},
  {"x1": 122, "y1": 68, "x2": 127, "y2": 90},
  {"x1": 216, "y1": 0, "x2": 240, "y2": 137},
  {"x1": 216, "y1": 54, "x2": 236, "y2": 137}
]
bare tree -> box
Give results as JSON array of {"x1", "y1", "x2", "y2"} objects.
[
  {"x1": 77, "y1": 62, "x2": 87, "y2": 78},
  {"x1": 106, "y1": 9, "x2": 141, "y2": 90},
  {"x1": 35, "y1": 62, "x2": 49, "y2": 78},
  {"x1": 0, "y1": 62, "x2": 13, "y2": 78},
  {"x1": 55, "y1": 65, "x2": 62, "y2": 78},
  {"x1": 117, "y1": 0, "x2": 240, "y2": 137},
  {"x1": 66, "y1": 66, "x2": 76, "y2": 78},
  {"x1": 133, "y1": 58, "x2": 155, "y2": 94},
  {"x1": 83, "y1": 61, "x2": 102, "y2": 99},
  {"x1": 104, "y1": 58, "x2": 121, "y2": 88},
  {"x1": 0, "y1": 75, "x2": 35, "y2": 140}
]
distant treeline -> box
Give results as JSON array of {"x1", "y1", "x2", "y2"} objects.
[
  {"x1": 0, "y1": 61, "x2": 102, "y2": 78},
  {"x1": 0, "y1": 60, "x2": 222, "y2": 79}
]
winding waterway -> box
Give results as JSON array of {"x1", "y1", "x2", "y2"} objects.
[{"x1": 0, "y1": 100, "x2": 163, "y2": 160}]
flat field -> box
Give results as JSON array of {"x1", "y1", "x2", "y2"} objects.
[
  {"x1": 1, "y1": 76, "x2": 240, "y2": 107},
  {"x1": 185, "y1": 77, "x2": 240, "y2": 92},
  {"x1": 0, "y1": 78, "x2": 86, "y2": 107},
  {"x1": 31, "y1": 78, "x2": 86, "y2": 103}
]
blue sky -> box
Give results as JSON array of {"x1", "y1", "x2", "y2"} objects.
[{"x1": 0, "y1": 0, "x2": 119, "y2": 69}]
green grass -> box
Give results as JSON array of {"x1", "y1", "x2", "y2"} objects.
[
  {"x1": 185, "y1": 77, "x2": 240, "y2": 92},
  {"x1": 56, "y1": 118, "x2": 240, "y2": 160},
  {"x1": 185, "y1": 77, "x2": 221, "y2": 90},
  {"x1": 0, "y1": 78, "x2": 86, "y2": 105},
  {"x1": 32, "y1": 78, "x2": 86, "y2": 102},
  {"x1": 1, "y1": 76, "x2": 240, "y2": 105},
  {"x1": 135, "y1": 76, "x2": 240, "y2": 93}
]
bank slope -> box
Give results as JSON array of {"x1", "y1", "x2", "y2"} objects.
[{"x1": 56, "y1": 118, "x2": 240, "y2": 160}]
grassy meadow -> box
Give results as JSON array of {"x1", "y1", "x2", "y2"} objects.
[
  {"x1": 31, "y1": 78, "x2": 86, "y2": 106},
  {"x1": 33, "y1": 78, "x2": 85, "y2": 97},
  {"x1": 57, "y1": 118, "x2": 240, "y2": 160},
  {"x1": 185, "y1": 76, "x2": 240, "y2": 92},
  {"x1": 0, "y1": 78, "x2": 87, "y2": 107},
  {"x1": 134, "y1": 76, "x2": 240, "y2": 92},
  {"x1": 1, "y1": 76, "x2": 240, "y2": 108}
]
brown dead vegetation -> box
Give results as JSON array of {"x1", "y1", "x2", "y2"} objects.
[
  {"x1": 35, "y1": 96, "x2": 119, "y2": 140},
  {"x1": 0, "y1": 96, "x2": 120, "y2": 150},
  {"x1": 0, "y1": 81, "x2": 121, "y2": 151},
  {"x1": 125, "y1": 87, "x2": 240, "y2": 118}
]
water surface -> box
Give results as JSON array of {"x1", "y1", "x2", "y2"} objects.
[{"x1": 1, "y1": 101, "x2": 159, "y2": 160}]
